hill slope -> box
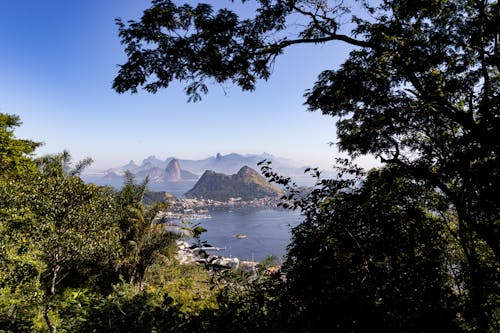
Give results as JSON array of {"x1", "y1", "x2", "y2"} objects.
[{"x1": 184, "y1": 166, "x2": 283, "y2": 201}]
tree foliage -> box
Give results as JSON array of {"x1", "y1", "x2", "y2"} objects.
[
  {"x1": 262, "y1": 161, "x2": 464, "y2": 331},
  {"x1": 0, "y1": 148, "x2": 121, "y2": 332},
  {"x1": 0, "y1": 113, "x2": 40, "y2": 177},
  {"x1": 115, "y1": 1, "x2": 499, "y2": 331},
  {"x1": 0, "y1": 117, "x2": 191, "y2": 332},
  {"x1": 114, "y1": 171, "x2": 180, "y2": 290}
]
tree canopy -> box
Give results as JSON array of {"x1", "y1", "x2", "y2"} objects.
[
  {"x1": 114, "y1": 1, "x2": 499, "y2": 331},
  {"x1": 0, "y1": 114, "x2": 41, "y2": 177},
  {"x1": 2, "y1": 0, "x2": 499, "y2": 331},
  {"x1": 0, "y1": 115, "x2": 184, "y2": 332}
]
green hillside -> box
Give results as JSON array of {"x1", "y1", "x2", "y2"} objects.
[{"x1": 184, "y1": 166, "x2": 283, "y2": 201}]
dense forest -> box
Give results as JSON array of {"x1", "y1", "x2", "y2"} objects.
[{"x1": 2, "y1": 0, "x2": 499, "y2": 332}]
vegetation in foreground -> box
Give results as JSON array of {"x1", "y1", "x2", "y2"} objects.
[
  {"x1": 113, "y1": 0, "x2": 500, "y2": 331},
  {"x1": 1, "y1": 0, "x2": 499, "y2": 332}
]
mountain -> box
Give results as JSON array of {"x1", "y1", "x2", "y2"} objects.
[
  {"x1": 165, "y1": 159, "x2": 181, "y2": 180},
  {"x1": 165, "y1": 159, "x2": 198, "y2": 181},
  {"x1": 135, "y1": 167, "x2": 165, "y2": 182},
  {"x1": 104, "y1": 155, "x2": 167, "y2": 175},
  {"x1": 102, "y1": 171, "x2": 122, "y2": 181},
  {"x1": 83, "y1": 153, "x2": 326, "y2": 190},
  {"x1": 121, "y1": 160, "x2": 140, "y2": 173},
  {"x1": 174, "y1": 152, "x2": 308, "y2": 175},
  {"x1": 184, "y1": 166, "x2": 283, "y2": 201},
  {"x1": 143, "y1": 191, "x2": 178, "y2": 206},
  {"x1": 102, "y1": 153, "x2": 312, "y2": 178},
  {"x1": 141, "y1": 155, "x2": 168, "y2": 169},
  {"x1": 131, "y1": 159, "x2": 198, "y2": 183},
  {"x1": 96, "y1": 158, "x2": 198, "y2": 187}
]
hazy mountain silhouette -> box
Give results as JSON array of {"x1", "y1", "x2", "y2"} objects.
[{"x1": 84, "y1": 153, "x2": 323, "y2": 190}]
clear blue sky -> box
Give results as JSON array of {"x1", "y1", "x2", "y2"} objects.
[{"x1": 0, "y1": 0, "x2": 377, "y2": 171}]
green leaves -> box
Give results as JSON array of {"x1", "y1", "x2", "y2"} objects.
[
  {"x1": 192, "y1": 225, "x2": 207, "y2": 238},
  {"x1": 113, "y1": 0, "x2": 338, "y2": 100},
  {"x1": 114, "y1": 172, "x2": 179, "y2": 290},
  {"x1": 0, "y1": 169, "x2": 123, "y2": 331},
  {"x1": 0, "y1": 113, "x2": 41, "y2": 177},
  {"x1": 274, "y1": 165, "x2": 462, "y2": 332}
]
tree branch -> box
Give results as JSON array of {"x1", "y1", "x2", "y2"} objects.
[
  {"x1": 276, "y1": 34, "x2": 372, "y2": 49},
  {"x1": 292, "y1": 4, "x2": 338, "y2": 37}
]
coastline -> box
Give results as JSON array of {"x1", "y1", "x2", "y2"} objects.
[
  {"x1": 155, "y1": 197, "x2": 302, "y2": 262},
  {"x1": 158, "y1": 196, "x2": 284, "y2": 222}
]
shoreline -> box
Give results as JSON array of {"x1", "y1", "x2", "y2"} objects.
[
  {"x1": 175, "y1": 240, "x2": 281, "y2": 276},
  {"x1": 158, "y1": 196, "x2": 285, "y2": 222}
]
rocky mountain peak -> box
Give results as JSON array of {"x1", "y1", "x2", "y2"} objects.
[
  {"x1": 237, "y1": 165, "x2": 257, "y2": 178},
  {"x1": 185, "y1": 166, "x2": 282, "y2": 201},
  {"x1": 165, "y1": 159, "x2": 182, "y2": 181}
]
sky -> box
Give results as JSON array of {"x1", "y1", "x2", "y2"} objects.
[{"x1": 0, "y1": 0, "x2": 378, "y2": 171}]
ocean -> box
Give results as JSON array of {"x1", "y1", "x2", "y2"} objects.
[{"x1": 187, "y1": 208, "x2": 302, "y2": 262}]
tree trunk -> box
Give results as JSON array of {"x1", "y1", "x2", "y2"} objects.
[
  {"x1": 44, "y1": 263, "x2": 60, "y2": 333},
  {"x1": 44, "y1": 299, "x2": 57, "y2": 333}
]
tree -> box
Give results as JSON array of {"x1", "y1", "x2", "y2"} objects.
[
  {"x1": 0, "y1": 114, "x2": 45, "y2": 331},
  {"x1": 0, "y1": 113, "x2": 40, "y2": 177},
  {"x1": 33, "y1": 155, "x2": 121, "y2": 333},
  {"x1": 0, "y1": 116, "x2": 186, "y2": 331},
  {"x1": 115, "y1": 171, "x2": 179, "y2": 290},
  {"x1": 261, "y1": 161, "x2": 464, "y2": 331},
  {"x1": 0, "y1": 146, "x2": 122, "y2": 332},
  {"x1": 35, "y1": 149, "x2": 93, "y2": 178},
  {"x1": 114, "y1": 1, "x2": 499, "y2": 331}
]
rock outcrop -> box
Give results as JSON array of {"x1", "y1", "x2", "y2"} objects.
[
  {"x1": 184, "y1": 166, "x2": 283, "y2": 201},
  {"x1": 165, "y1": 159, "x2": 182, "y2": 181},
  {"x1": 175, "y1": 241, "x2": 259, "y2": 274}
]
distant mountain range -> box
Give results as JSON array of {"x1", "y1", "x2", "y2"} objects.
[
  {"x1": 104, "y1": 152, "x2": 307, "y2": 176},
  {"x1": 84, "y1": 152, "x2": 316, "y2": 187},
  {"x1": 185, "y1": 166, "x2": 283, "y2": 201},
  {"x1": 102, "y1": 158, "x2": 197, "y2": 184}
]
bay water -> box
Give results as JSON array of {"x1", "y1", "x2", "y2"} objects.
[
  {"x1": 158, "y1": 182, "x2": 304, "y2": 262},
  {"x1": 188, "y1": 208, "x2": 302, "y2": 262}
]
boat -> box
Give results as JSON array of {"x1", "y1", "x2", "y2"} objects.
[{"x1": 199, "y1": 246, "x2": 226, "y2": 251}]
